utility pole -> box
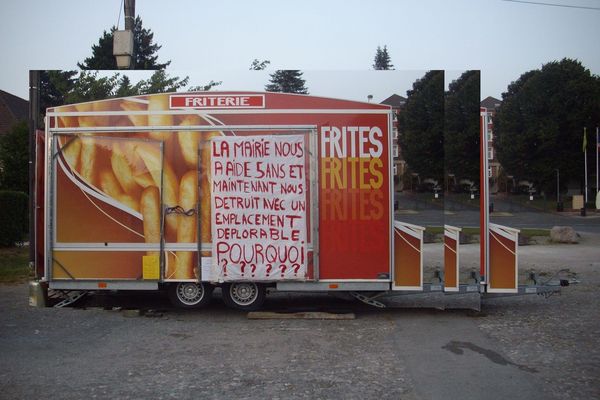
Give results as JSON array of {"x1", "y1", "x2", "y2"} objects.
[
  {"x1": 28, "y1": 71, "x2": 40, "y2": 274},
  {"x1": 124, "y1": 0, "x2": 135, "y2": 31},
  {"x1": 114, "y1": 0, "x2": 135, "y2": 69}
]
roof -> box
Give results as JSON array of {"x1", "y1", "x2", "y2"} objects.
[
  {"x1": 380, "y1": 94, "x2": 406, "y2": 109},
  {"x1": 0, "y1": 89, "x2": 28, "y2": 135},
  {"x1": 480, "y1": 96, "x2": 502, "y2": 111},
  {"x1": 49, "y1": 91, "x2": 392, "y2": 113}
]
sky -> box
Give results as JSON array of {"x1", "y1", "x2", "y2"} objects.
[{"x1": 0, "y1": 0, "x2": 599, "y2": 102}]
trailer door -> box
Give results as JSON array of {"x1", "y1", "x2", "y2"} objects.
[
  {"x1": 196, "y1": 126, "x2": 319, "y2": 283},
  {"x1": 48, "y1": 134, "x2": 164, "y2": 288}
]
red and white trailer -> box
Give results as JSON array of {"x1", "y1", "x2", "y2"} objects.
[{"x1": 30, "y1": 93, "x2": 560, "y2": 310}]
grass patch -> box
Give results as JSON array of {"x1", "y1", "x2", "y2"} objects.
[
  {"x1": 425, "y1": 226, "x2": 444, "y2": 234},
  {"x1": 0, "y1": 246, "x2": 31, "y2": 283},
  {"x1": 521, "y1": 228, "x2": 550, "y2": 238}
]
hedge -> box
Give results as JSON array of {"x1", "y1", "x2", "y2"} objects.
[{"x1": 0, "y1": 191, "x2": 28, "y2": 247}]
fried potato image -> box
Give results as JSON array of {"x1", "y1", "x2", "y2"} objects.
[
  {"x1": 111, "y1": 143, "x2": 142, "y2": 197},
  {"x1": 99, "y1": 168, "x2": 123, "y2": 198},
  {"x1": 120, "y1": 100, "x2": 148, "y2": 127},
  {"x1": 177, "y1": 115, "x2": 202, "y2": 169},
  {"x1": 177, "y1": 171, "x2": 197, "y2": 242},
  {"x1": 141, "y1": 186, "x2": 161, "y2": 256},
  {"x1": 135, "y1": 143, "x2": 178, "y2": 237},
  {"x1": 62, "y1": 137, "x2": 81, "y2": 171},
  {"x1": 57, "y1": 105, "x2": 79, "y2": 128},
  {"x1": 198, "y1": 131, "x2": 222, "y2": 244},
  {"x1": 116, "y1": 194, "x2": 139, "y2": 212},
  {"x1": 92, "y1": 100, "x2": 113, "y2": 126},
  {"x1": 79, "y1": 138, "x2": 97, "y2": 187},
  {"x1": 75, "y1": 103, "x2": 95, "y2": 127},
  {"x1": 147, "y1": 94, "x2": 172, "y2": 141},
  {"x1": 174, "y1": 170, "x2": 198, "y2": 279}
]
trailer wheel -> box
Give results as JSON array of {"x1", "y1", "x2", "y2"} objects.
[
  {"x1": 222, "y1": 282, "x2": 266, "y2": 311},
  {"x1": 168, "y1": 282, "x2": 213, "y2": 309}
]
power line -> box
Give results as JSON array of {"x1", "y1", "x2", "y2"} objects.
[
  {"x1": 502, "y1": 0, "x2": 600, "y2": 10},
  {"x1": 116, "y1": 0, "x2": 124, "y2": 29}
]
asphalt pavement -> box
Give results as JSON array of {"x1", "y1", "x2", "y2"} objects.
[{"x1": 395, "y1": 193, "x2": 600, "y2": 233}]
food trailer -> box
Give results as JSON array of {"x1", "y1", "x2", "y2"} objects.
[{"x1": 30, "y1": 92, "x2": 561, "y2": 311}]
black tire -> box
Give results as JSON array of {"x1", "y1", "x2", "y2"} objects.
[
  {"x1": 221, "y1": 282, "x2": 266, "y2": 311},
  {"x1": 167, "y1": 282, "x2": 213, "y2": 309}
]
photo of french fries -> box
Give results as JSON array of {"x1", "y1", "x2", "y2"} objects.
[{"x1": 55, "y1": 94, "x2": 223, "y2": 280}]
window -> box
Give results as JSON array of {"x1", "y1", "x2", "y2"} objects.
[
  {"x1": 393, "y1": 145, "x2": 399, "y2": 158},
  {"x1": 487, "y1": 147, "x2": 494, "y2": 160},
  {"x1": 393, "y1": 128, "x2": 398, "y2": 139},
  {"x1": 393, "y1": 164, "x2": 398, "y2": 175}
]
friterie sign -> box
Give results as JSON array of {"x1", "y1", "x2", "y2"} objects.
[{"x1": 170, "y1": 94, "x2": 265, "y2": 109}]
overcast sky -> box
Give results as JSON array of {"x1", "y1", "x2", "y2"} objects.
[{"x1": 1, "y1": 0, "x2": 599, "y2": 102}]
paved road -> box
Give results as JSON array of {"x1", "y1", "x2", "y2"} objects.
[
  {"x1": 0, "y1": 285, "x2": 558, "y2": 400},
  {"x1": 395, "y1": 194, "x2": 600, "y2": 234}
]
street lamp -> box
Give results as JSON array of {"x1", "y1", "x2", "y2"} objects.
[
  {"x1": 113, "y1": 30, "x2": 134, "y2": 69},
  {"x1": 555, "y1": 168, "x2": 563, "y2": 212}
]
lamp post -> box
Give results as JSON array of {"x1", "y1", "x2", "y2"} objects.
[{"x1": 555, "y1": 168, "x2": 562, "y2": 211}]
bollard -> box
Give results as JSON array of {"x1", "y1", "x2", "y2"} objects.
[{"x1": 29, "y1": 281, "x2": 48, "y2": 307}]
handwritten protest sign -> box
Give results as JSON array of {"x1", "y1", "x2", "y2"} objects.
[{"x1": 210, "y1": 135, "x2": 307, "y2": 281}]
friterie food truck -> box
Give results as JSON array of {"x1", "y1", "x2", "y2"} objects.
[{"x1": 32, "y1": 92, "x2": 559, "y2": 310}]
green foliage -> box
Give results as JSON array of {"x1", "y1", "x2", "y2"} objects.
[
  {"x1": 41, "y1": 70, "x2": 194, "y2": 106},
  {"x1": 495, "y1": 59, "x2": 600, "y2": 194},
  {"x1": 373, "y1": 45, "x2": 394, "y2": 70},
  {"x1": 0, "y1": 246, "x2": 30, "y2": 282},
  {"x1": 65, "y1": 71, "x2": 120, "y2": 103},
  {"x1": 139, "y1": 70, "x2": 189, "y2": 93},
  {"x1": 0, "y1": 191, "x2": 28, "y2": 247},
  {"x1": 78, "y1": 16, "x2": 170, "y2": 70},
  {"x1": 250, "y1": 59, "x2": 270, "y2": 70},
  {"x1": 0, "y1": 121, "x2": 29, "y2": 193},
  {"x1": 40, "y1": 70, "x2": 77, "y2": 110},
  {"x1": 188, "y1": 80, "x2": 223, "y2": 92},
  {"x1": 397, "y1": 70, "x2": 444, "y2": 183},
  {"x1": 115, "y1": 75, "x2": 144, "y2": 97},
  {"x1": 444, "y1": 70, "x2": 481, "y2": 184},
  {"x1": 265, "y1": 70, "x2": 308, "y2": 94}
]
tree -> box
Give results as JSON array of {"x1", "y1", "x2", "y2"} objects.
[
  {"x1": 188, "y1": 80, "x2": 222, "y2": 92},
  {"x1": 250, "y1": 59, "x2": 270, "y2": 70},
  {"x1": 65, "y1": 71, "x2": 120, "y2": 104},
  {"x1": 397, "y1": 70, "x2": 444, "y2": 185},
  {"x1": 444, "y1": 70, "x2": 481, "y2": 185},
  {"x1": 78, "y1": 16, "x2": 170, "y2": 70},
  {"x1": 495, "y1": 58, "x2": 600, "y2": 194},
  {"x1": 138, "y1": 70, "x2": 189, "y2": 94},
  {"x1": 40, "y1": 70, "x2": 77, "y2": 110},
  {"x1": 373, "y1": 45, "x2": 394, "y2": 70},
  {"x1": 0, "y1": 121, "x2": 29, "y2": 193},
  {"x1": 265, "y1": 70, "x2": 308, "y2": 94}
]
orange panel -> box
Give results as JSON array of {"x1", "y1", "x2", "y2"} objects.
[
  {"x1": 489, "y1": 232, "x2": 516, "y2": 290},
  {"x1": 394, "y1": 230, "x2": 421, "y2": 287},
  {"x1": 444, "y1": 236, "x2": 458, "y2": 289},
  {"x1": 53, "y1": 251, "x2": 146, "y2": 280}
]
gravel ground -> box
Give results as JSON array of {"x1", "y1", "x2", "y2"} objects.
[{"x1": 1, "y1": 233, "x2": 598, "y2": 399}]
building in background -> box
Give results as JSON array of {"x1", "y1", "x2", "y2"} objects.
[
  {"x1": 0, "y1": 89, "x2": 28, "y2": 136},
  {"x1": 380, "y1": 94, "x2": 406, "y2": 191},
  {"x1": 481, "y1": 96, "x2": 501, "y2": 193}
]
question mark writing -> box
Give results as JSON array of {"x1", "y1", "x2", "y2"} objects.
[
  {"x1": 266, "y1": 264, "x2": 272, "y2": 277},
  {"x1": 221, "y1": 259, "x2": 228, "y2": 277},
  {"x1": 292, "y1": 263, "x2": 300, "y2": 276},
  {"x1": 279, "y1": 264, "x2": 287, "y2": 277},
  {"x1": 240, "y1": 261, "x2": 246, "y2": 276},
  {"x1": 251, "y1": 264, "x2": 257, "y2": 277}
]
